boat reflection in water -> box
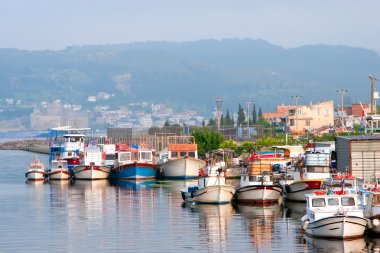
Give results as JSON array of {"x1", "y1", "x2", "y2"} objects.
[
  {"x1": 183, "y1": 203, "x2": 235, "y2": 252},
  {"x1": 235, "y1": 203, "x2": 284, "y2": 252},
  {"x1": 285, "y1": 200, "x2": 306, "y2": 219},
  {"x1": 111, "y1": 179, "x2": 156, "y2": 190},
  {"x1": 25, "y1": 180, "x2": 45, "y2": 186},
  {"x1": 303, "y1": 234, "x2": 367, "y2": 253},
  {"x1": 156, "y1": 179, "x2": 198, "y2": 194}
]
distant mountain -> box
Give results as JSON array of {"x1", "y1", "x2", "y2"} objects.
[{"x1": 1, "y1": 39, "x2": 379, "y2": 116}]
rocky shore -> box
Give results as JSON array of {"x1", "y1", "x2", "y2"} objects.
[{"x1": 0, "y1": 139, "x2": 50, "y2": 154}]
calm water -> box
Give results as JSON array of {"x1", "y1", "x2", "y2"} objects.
[{"x1": 0, "y1": 150, "x2": 379, "y2": 253}]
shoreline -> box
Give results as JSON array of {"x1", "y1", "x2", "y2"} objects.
[{"x1": 0, "y1": 139, "x2": 50, "y2": 154}]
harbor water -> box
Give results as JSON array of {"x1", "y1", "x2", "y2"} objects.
[{"x1": 0, "y1": 150, "x2": 379, "y2": 252}]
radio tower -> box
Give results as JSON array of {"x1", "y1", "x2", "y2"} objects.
[{"x1": 215, "y1": 97, "x2": 223, "y2": 132}]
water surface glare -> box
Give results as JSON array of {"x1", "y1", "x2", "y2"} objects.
[{"x1": 0, "y1": 150, "x2": 378, "y2": 252}]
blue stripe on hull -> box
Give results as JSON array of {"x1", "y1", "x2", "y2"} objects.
[{"x1": 114, "y1": 166, "x2": 156, "y2": 180}]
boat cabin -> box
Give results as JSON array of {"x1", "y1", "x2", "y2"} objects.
[
  {"x1": 115, "y1": 149, "x2": 155, "y2": 166},
  {"x1": 51, "y1": 160, "x2": 69, "y2": 170},
  {"x1": 167, "y1": 144, "x2": 198, "y2": 160},
  {"x1": 305, "y1": 192, "x2": 363, "y2": 222},
  {"x1": 364, "y1": 191, "x2": 380, "y2": 218}
]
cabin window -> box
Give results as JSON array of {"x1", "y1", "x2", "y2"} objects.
[
  {"x1": 106, "y1": 154, "x2": 115, "y2": 160},
  {"x1": 140, "y1": 152, "x2": 152, "y2": 161},
  {"x1": 180, "y1": 152, "x2": 187, "y2": 157},
  {"x1": 120, "y1": 152, "x2": 131, "y2": 161},
  {"x1": 312, "y1": 198, "x2": 326, "y2": 207},
  {"x1": 341, "y1": 197, "x2": 355, "y2": 206},
  {"x1": 328, "y1": 198, "x2": 339, "y2": 206},
  {"x1": 171, "y1": 152, "x2": 178, "y2": 158},
  {"x1": 188, "y1": 152, "x2": 196, "y2": 158}
]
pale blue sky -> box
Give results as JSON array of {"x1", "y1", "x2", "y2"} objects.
[{"x1": 1, "y1": 0, "x2": 379, "y2": 52}]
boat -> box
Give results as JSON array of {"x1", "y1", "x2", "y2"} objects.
[
  {"x1": 159, "y1": 136, "x2": 206, "y2": 179},
  {"x1": 233, "y1": 159, "x2": 283, "y2": 205},
  {"x1": 207, "y1": 149, "x2": 242, "y2": 179},
  {"x1": 180, "y1": 165, "x2": 236, "y2": 204},
  {"x1": 363, "y1": 183, "x2": 380, "y2": 233},
  {"x1": 72, "y1": 146, "x2": 111, "y2": 180},
  {"x1": 47, "y1": 158, "x2": 71, "y2": 180},
  {"x1": 98, "y1": 143, "x2": 116, "y2": 168},
  {"x1": 301, "y1": 190, "x2": 369, "y2": 239},
  {"x1": 25, "y1": 156, "x2": 46, "y2": 181},
  {"x1": 47, "y1": 126, "x2": 90, "y2": 180},
  {"x1": 284, "y1": 152, "x2": 331, "y2": 202},
  {"x1": 111, "y1": 143, "x2": 156, "y2": 180}
]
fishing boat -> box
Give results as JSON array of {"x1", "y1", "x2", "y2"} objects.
[
  {"x1": 25, "y1": 156, "x2": 46, "y2": 181},
  {"x1": 284, "y1": 152, "x2": 331, "y2": 202},
  {"x1": 180, "y1": 165, "x2": 236, "y2": 204},
  {"x1": 159, "y1": 136, "x2": 206, "y2": 179},
  {"x1": 234, "y1": 173, "x2": 283, "y2": 205},
  {"x1": 301, "y1": 190, "x2": 369, "y2": 239},
  {"x1": 363, "y1": 179, "x2": 380, "y2": 233},
  {"x1": 111, "y1": 144, "x2": 156, "y2": 180},
  {"x1": 72, "y1": 146, "x2": 111, "y2": 180},
  {"x1": 47, "y1": 158, "x2": 70, "y2": 180}
]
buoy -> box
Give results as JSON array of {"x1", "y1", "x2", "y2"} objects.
[
  {"x1": 314, "y1": 190, "x2": 326, "y2": 195},
  {"x1": 373, "y1": 219, "x2": 380, "y2": 227}
]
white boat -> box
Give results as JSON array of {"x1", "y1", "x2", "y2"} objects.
[
  {"x1": 284, "y1": 152, "x2": 331, "y2": 202},
  {"x1": 303, "y1": 234, "x2": 366, "y2": 253},
  {"x1": 47, "y1": 159, "x2": 71, "y2": 180},
  {"x1": 25, "y1": 156, "x2": 46, "y2": 181},
  {"x1": 72, "y1": 146, "x2": 111, "y2": 180},
  {"x1": 160, "y1": 136, "x2": 206, "y2": 179},
  {"x1": 301, "y1": 190, "x2": 369, "y2": 239},
  {"x1": 180, "y1": 165, "x2": 236, "y2": 204},
  {"x1": 364, "y1": 189, "x2": 380, "y2": 233}
]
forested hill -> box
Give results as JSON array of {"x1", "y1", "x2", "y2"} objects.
[{"x1": 1, "y1": 39, "x2": 379, "y2": 115}]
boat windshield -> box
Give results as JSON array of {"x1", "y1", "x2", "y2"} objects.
[
  {"x1": 341, "y1": 197, "x2": 356, "y2": 206},
  {"x1": 327, "y1": 198, "x2": 339, "y2": 206},
  {"x1": 312, "y1": 198, "x2": 326, "y2": 207},
  {"x1": 119, "y1": 152, "x2": 132, "y2": 161}
]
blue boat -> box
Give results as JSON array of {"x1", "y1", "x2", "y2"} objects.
[{"x1": 111, "y1": 146, "x2": 156, "y2": 180}]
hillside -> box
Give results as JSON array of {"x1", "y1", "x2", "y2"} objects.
[{"x1": 1, "y1": 39, "x2": 379, "y2": 115}]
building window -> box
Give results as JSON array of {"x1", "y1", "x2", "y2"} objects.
[
  {"x1": 324, "y1": 109, "x2": 329, "y2": 116},
  {"x1": 306, "y1": 120, "x2": 310, "y2": 126},
  {"x1": 289, "y1": 119, "x2": 294, "y2": 126},
  {"x1": 298, "y1": 109, "x2": 302, "y2": 115},
  {"x1": 289, "y1": 109, "x2": 295, "y2": 116}
]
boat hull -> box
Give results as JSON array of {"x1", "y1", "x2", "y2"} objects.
[
  {"x1": 285, "y1": 180, "x2": 325, "y2": 202},
  {"x1": 161, "y1": 157, "x2": 206, "y2": 179},
  {"x1": 26, "y1": 170, "x2": 45, "y2": 181},
  {"x1": 234, "y1": 185, "x2": 283, "y2": 205},
  {"x1": 112, "y1": 162, "x2": 156, "y2": 180},
  {"x1": 73, "y1": 165, "x2": 110, "y2": 180},
  {"x1": 47, "y1": 169, "x2": 71, "y2": 180},
  {"x1": 186, "y1": 185, "x2": 236, "y2": 204},
  {"x1": 303, "y1": 216, "x2": 368, "y2": 239}
]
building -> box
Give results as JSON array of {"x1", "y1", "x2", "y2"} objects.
[
  {"x1": 263, "y1": 100, "x2": 334, "y2": 135},
  {"x1": 336, "y1": 135, "x2": 380, "y2": 180}
]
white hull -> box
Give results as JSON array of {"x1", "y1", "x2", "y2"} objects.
[
  {"x1": 186, "y1": 185, "x2": 236, "y2": 204},
  {"x1": 48, "y1": 169, "x2": 71, "y2": 180},
  {"x1": 26, "y1": 171, "x2": 45, "y2": 181},
  {"x1": 73, "y1": 165, "x2": 110, "y2": 180},
  {"x1": 284, "y1": 180, "x2": 325, "y2": 201},
  {"x1": 303, "y1": 216, "x2": 368, "y2": 239},
  {"x1": 235, "y1": 185, "x2": 282, "y2": 204},
  {"x1": 162, "y1": 157, "x2": 206, "y2": 179}
]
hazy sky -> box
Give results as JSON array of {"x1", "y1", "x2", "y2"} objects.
[{"x1": 1, "y1": 0, "x2": 379, "y2": 52}]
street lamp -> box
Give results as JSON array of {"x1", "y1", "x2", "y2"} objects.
[{"x1": 336, "y1": 89, "x2": 348, "y2": 119}]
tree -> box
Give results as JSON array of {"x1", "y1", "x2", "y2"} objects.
[
  {"x1": 207, "y1": 118, "x2": 216, "y2": 126},
  {"x1": 237, "y1": 104, "x2": 245, "y2": 126},
  {"x1": 224, "y1": 109, "x2": 234, "y2": 126},
  {"x1": 202, "y1": 120, "x2": 205, "y2": 127},
  {"x1": 192, "y1": 127, "x2": 224, "y2": 156},
  {"x1": 252, "y1": 104, "x2": 257, "y2": 124}
]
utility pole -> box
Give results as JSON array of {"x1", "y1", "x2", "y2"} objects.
[
  {"x1": 244, "y1": 99, "x2": 254, "y2": 127},
  {"x1": 336, "y1": 89, "x2": 348, "y2": 115},
  {"x1": 292, "y1": 95, "x2": 302, "y2": 135},
  {"x1": 369, "y1": 74, "x2": 378, "y2": 115},
  {"x1": 215, "y1": 97, "x2": 223, "y2": 132}
]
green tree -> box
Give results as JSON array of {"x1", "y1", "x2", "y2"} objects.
[
  {"x1": 208, "y1": 118, "x2": 216, "y2": 126},
  {"x1": 224, "y1": 109, "x2": 234, "y2": 126},
  {"x1": 192, "y1": 127, "x2": 224, "y2": 156},
  {"x1": 236, "y1": 141, "x2": 255, "y2": 154},
  {"x1": 220, "y1": 139, "x2": 238, "y2": 151},
  {"x1": 252, "y1": 104, "x2": 257, "y2": 124},
  {"x1": 237, "y1": 104, "x2": 245, "y2": 126}
]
